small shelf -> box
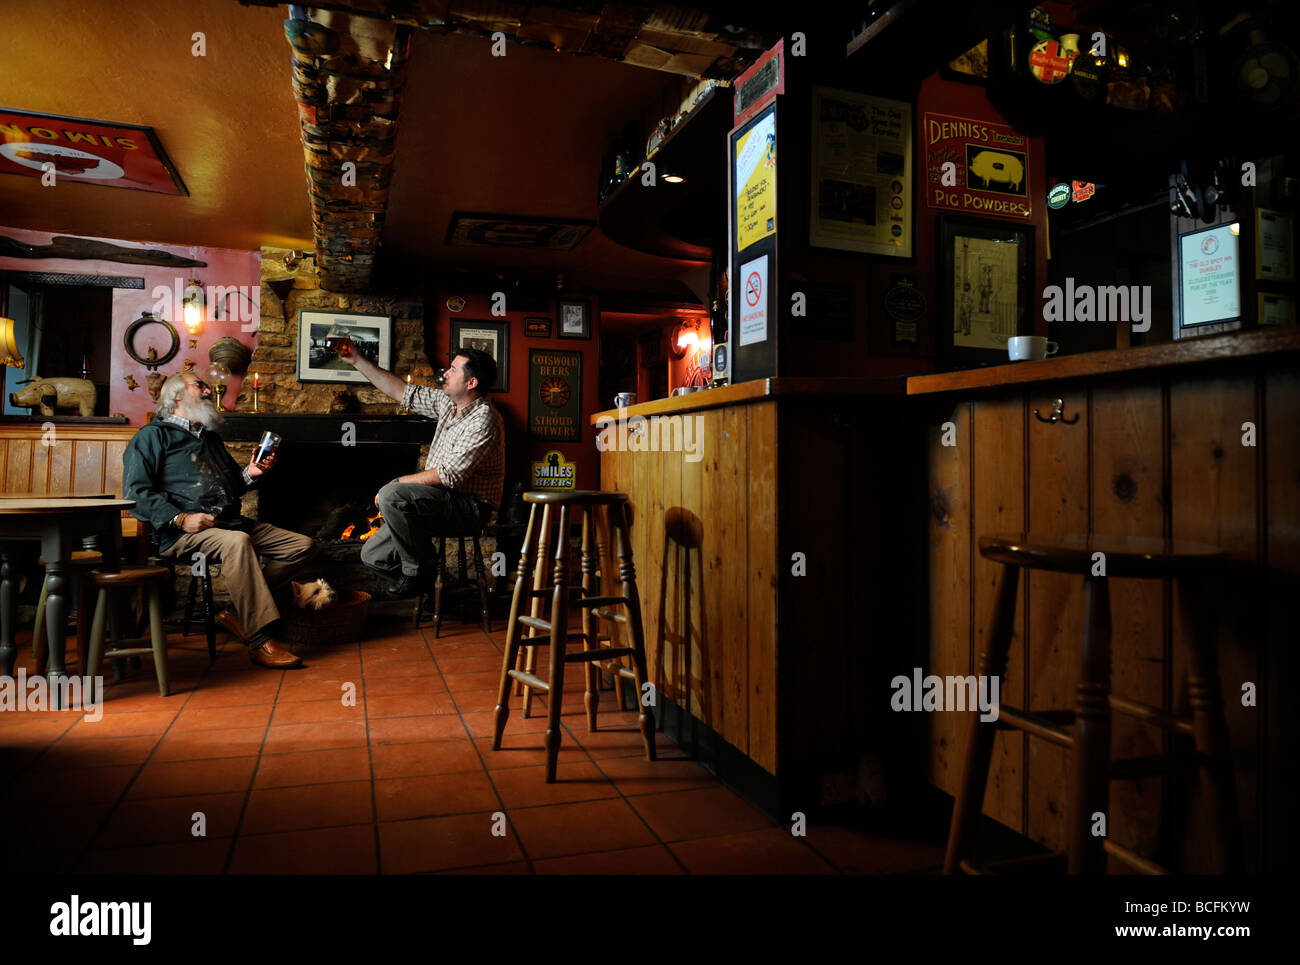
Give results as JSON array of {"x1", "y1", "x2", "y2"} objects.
[{"x1": 597, "y1": 87, "x2": 732, "y2": 263}]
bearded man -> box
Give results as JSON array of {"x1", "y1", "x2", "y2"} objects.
[{"x1": 122, "y1": 372, "x2": 316, "y2": 668}]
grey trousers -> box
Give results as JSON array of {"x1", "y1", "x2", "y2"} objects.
[
  {"x1": 361, "y1": 482, "x2": 485, "y2": 578},
  {"x1": 166, "y1": 522, "x2": 318, "y2": 641}
]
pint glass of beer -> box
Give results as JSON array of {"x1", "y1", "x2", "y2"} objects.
[
  {"x1": 255, "y1": 431, "x2": 282, "y2": 464},
  {"x1": 324, "y1": 324, "x2": 353, "y2": 358}
]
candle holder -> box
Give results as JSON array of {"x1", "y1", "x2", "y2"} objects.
[{"x1": 251, "y1": 384, "x2": 260, "y2": 413}]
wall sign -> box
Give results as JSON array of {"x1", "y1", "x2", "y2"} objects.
[
  {"x1": 524, "y1": 316, "x2": 551, "y2": 338},
  {"x1": 737, "y1": 254, "x2": 768, "y2": 347},
  {"x1": 923, "y1": 112, "x2": 1032, "y2": 221},
  {"x1": 0, "y1": 108, "x2": 187, "y2": 195},
  {"x1": 810, "y1": 88, "x2": 912, "y2": 257},
  {"x1": 882, "y1": 276, "x2": 924, "y2": 344},
  {"x1": 528, "y1": 349, "x2": 582, "y2": 442},
  {"x1": 733, "y1": 39, "x2": 785, "y2": 125},
  {"x1": 734, "y1": 106, "x2": 777, "y2": 253},
  {"x1": 531, "y1": 450, "x2": 576, "y2": 491}
]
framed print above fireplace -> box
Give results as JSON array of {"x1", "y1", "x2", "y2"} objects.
[{"x1": 297, "y1": 310, "x2": 392, "y2": 384}]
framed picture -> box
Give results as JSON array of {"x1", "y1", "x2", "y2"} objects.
[
  {"x1": 557, "y1": 300, "x2": 591, "y2": 339},
  {"x1": 450, "y1": 319, "x2": 509, "y2": 391},
  {"x1": 445, "y1": 212, "x2": 592, "y2": 250},
  {"x1": 524, "y1": 316, "x2": 552, "y2": 338},
  {"x1": 297, "y1": 310, "x2": 392, "y2": 384},
  {"x1": 936, "y1": 214, "x2": 1033, "y2": 363},
  {"x1": 528, "y1": 349, "x2": 582, "y2": 442}
]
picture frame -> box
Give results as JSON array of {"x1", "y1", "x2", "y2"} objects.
[
  {"x1": 296, "y1": 310, "x2": 392, "y2": 384},
  {"x1": 557, "y1": 300, "x2": 591, "y2": 339},
  {"x1": 524, "y1": 316, "x2": 552, "y2": 338},
  {"x1": 445, "y1": 212, "x2": 592, "y2": 250},
  {"x1": 450, "y1": 319, "x2": 509, "y2": 391},
  {"x1": 936, "y1": 214, "x2": 1033, "y2": 363}
]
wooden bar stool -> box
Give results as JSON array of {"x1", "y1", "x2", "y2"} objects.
[
  {"x1": 414, "y1": 533, "x2": 491, "y2": 637},
  {"x1": 492, "y1": 491, "x2": 655, "y2": 783},
  {"x1": 944, "y1": 533, "x2": 1241, "y2": 875},
  {"x1": 85, "y1": 566, "x2": 172, "y2": 697}
]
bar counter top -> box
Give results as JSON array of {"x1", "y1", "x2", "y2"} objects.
[
  {"x1": 589, "y1": 375, "x2": 904, "y2": 423},
  {"x1": 906, "y1": 327, "x2": 1300, "y2": 396}
]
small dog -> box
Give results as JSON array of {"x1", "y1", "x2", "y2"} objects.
[{"x1": 291, "y1": 578, "x2": 338, "y2": 611}]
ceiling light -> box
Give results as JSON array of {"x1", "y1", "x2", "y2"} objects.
[{"x1": 663, "y1": 173, "x2": 686, "y2": 184}]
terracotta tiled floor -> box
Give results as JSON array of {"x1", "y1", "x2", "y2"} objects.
[{"x1": 0, "y1": 615, "x2": 947, "y2": 875}]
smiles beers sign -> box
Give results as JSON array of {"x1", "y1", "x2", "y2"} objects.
[{"x1": 923, "y1": 112, "x2": 1031, "y2": 220}]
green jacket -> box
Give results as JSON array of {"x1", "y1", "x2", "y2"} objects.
[{"x1": 122, "y1": 420, "x2": 256, "y2": 554}]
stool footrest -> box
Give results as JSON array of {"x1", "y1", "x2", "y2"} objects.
[
  {"x1": 1109, "y1": 696, "x2": 1195, "y2": 737},
  {"x1": 995, "y1": 706, "x2": 1074, "y2": 748},
  {"x1": 575, "y1": 595, "x2": 628, "y2": 609},
  {"x1": 1103, "y1": 839, "x2": 1170, "y2": 875},
  {"x1": 104, "y1": 644, "x2": 157, "y2": 660},
  {"x1": 564, "y1": 647, "x2": 635, "y2": 664},
  {"x1": 590, "y1": 607, "x2": 628, "y2": 624},
  {"x1": 506, "y1": 669, "x2": 550, "y2": 693},
  {"x1": 958, "y1": 853, "x2": 1068, "y2": 875}
]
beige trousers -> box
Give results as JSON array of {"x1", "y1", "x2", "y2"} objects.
[{"x1": 166, "y1": 522, "x2": 318, "y2": 640}]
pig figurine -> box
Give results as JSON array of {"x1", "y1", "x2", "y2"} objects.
[{"x1": 9, "y1": 376, "x2": 97, "y2": 417}]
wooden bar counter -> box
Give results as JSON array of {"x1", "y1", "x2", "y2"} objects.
[
  {"x1": 591, "y1": 378, "x2": 925, "y2": 816},
  {"x1": 908, "y1": 327, "x2": 1300, "y2": 873}
]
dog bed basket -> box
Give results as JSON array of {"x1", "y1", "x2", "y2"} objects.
[{"x1": 282, "y1": 589, "x2": 371, "y2": 644}]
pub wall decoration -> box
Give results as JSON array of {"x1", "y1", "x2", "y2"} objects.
[
  {"x1": 296, "y1": 310, "x2": 392, "y2": 385},
  {"x1": 937, "y1": 214, "x2": 1033, "y2": 363},
  {"x1": 0, "y1": 109, "x2": 188, "y2": 195},
  {"x1": 922, "y1": 112, "x2": 1033, "y2": 222},
  {"x1": 449, "y1": 319, "x2": 508, "y2": 392},
  {"x1": 445, "y1": 213, "x2": 592, "y2": 250},
  {"x1": 528, "y1": 349, "x2": 582, "y2": 443}
]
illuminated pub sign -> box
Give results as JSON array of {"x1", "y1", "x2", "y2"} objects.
[
  {"x1": 0, "y1": 108, "x2": 187, "y2": 195},
  {"x1": 531, "y1": 451, "x2": 576, "y2": 490},
  {"x1": 922, "y1": 112, "x2": 1032, "y2": 221},
  {"x1": 528, "y1": 349, "x2": 582, "y2": 442}
]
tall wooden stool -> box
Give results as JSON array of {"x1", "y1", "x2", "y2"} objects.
[
  {"x1": 944, "y1": 533, "x2": 1241, "y2": 875},
  {"x1": 492, "y1": 491, "x2": 655, "y2": 783},
  {"x1": 85, "y1": 566, "x2": 172, "y2": 697}
]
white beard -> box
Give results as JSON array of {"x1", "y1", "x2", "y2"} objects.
[{"x1": 179, "y1": 395, "x2": 223, "y2": 430}]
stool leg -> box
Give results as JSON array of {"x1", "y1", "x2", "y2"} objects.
[
  {"x1": 1178, "y1": 574, "x2": 1242, "y2": 873},
  {"x1": 1068, "y1": 575, "x2": 1112, "y2": 875},
  {"x1": 184, "y1": 572, "x2": 198, "y2": 637},
  {"x1": 433, "y1": 538, "x2": 446, "y2": 639},
  {"x1": 521, "y1": 507, "x2": 553, "y2": 715},
  {"x1": 202, "y1": 575, "x2": 216, "y2": 661},
  {"x1": 86, "y1": 588, "x2": 109, "y2": 683},
  {"x1": 613, "y1": 502, "x2": 655, "y2": 760},
  {"x1": 148, "y1": 586, "x2": 169, "y2": 697},
  {"x1": 75, "y1": 573, "x2": 93, "y2": 671},
  {"x1": 581, "y1": 507, "x2": 600, "y2": 732},
  {"x1": 543, "y1": 504, "x2": 572, "y2": 783},
  {"x1": 493, "y1": 505, "x2": 540, "y2": 751},
  {"x1": 944, "y1": 562, "x2": 1019, "y2": 874},
  {"x1": 473, "y1": 536, "x2": 491, "y2": 634}
]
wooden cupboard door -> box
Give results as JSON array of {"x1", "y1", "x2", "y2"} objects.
[
  {"x1": 1090, "y1": 383, "x2": 1167, "y2": 867},
  {"x1": 1170, "y1": 374, "x2": 1259, "y2": 871},
  {"x1": 1025, "y1": 388, "x2": 1090, "y2": 854},
  {"x1": 927, "y1": 401, "x2": 971, "y2": 795}
]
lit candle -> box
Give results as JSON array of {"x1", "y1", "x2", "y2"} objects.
[
  {"x1": 406, "y1": 374, "x2": 412, "y2": 384},
  {"x1": 254, "y1": 372, "x2": 259, "y2": 388}
]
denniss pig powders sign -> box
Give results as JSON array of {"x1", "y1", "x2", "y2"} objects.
[
  {"x1": 528, "y1": 349, "x2": 582, "y2": 442},
  {"x1": 922, "y1": 112, "x2": 1031, "y2": 221}
]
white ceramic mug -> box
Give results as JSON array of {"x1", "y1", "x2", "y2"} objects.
[{"x1": 1007, "y1": 336, "x2": 1059, "y2": 361}]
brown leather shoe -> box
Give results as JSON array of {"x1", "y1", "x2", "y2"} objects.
[
  {"x1": 214, "y1": 608, "x2": 250, "y2": 643},
  {"x1": 249, "y1": 639, "x2": 303, "y2": 669}
]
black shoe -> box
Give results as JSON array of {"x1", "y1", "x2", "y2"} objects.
[{"x1": 382, "y1": 575, "x2": 430, "y2": 599}]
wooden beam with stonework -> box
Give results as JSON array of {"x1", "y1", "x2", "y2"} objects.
[{"x1": 284, "y1": 9, "x2": 412, "y2": 292}]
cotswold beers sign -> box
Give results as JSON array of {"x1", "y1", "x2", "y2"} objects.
[
  {"x1": 0, "y1": 109, "x2": 187, "y2": 195},
  {"x1": 922, "y1": 112, "x2": 1031, "y2": 221},
  {"x1": 528, "y1": 349, "x2": 581, "y2": 442}
]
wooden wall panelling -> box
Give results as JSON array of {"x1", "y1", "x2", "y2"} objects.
[
  {"x1": 926, "y1": 400, "x2": 971, "y2": 795},
  {"x1": 634, "y1": 438, "x2": 666, "y2": 705},
  {"x1": 3, "y1": 439, "x2": 33, "y2": 493},
  {"x1": 1025, "y1": 387, "x2": 1090, "y2": 853},
  {"x1": 971, "y1": 396, "x2": 1027, "y2": 834},
  {"x1": 597, "y1": 449, "x2": 627, "y2": 663},
  {"x1": 72, "y1": 440, "x2": 105, "y2": 495},
  {"x1": 747, "y1": 401, "x2": 778, "y2": 774},
  {"x1": 679, "y1": 418, "x2": 706, "y2": 726},
  {"x1": 659, "y1": 433, "x2": 687, "y2": 712},
  {"x1": 708, "y1": 405, "x2": 748, "y2": 753},
  {"x1": 1169, "y1": 373, "x2": 1259, "y2": 872},
  {"x1": 1263, "y1": 366, "x2": 1299, "y2": 872},
  {"x1": 1089, "y1": 382, "x2": 1167, "y2": 867}
]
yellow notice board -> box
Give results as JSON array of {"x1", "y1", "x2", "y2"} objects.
[{"x1": 735, "y1": 107, "x2": 777, "y2": 252}]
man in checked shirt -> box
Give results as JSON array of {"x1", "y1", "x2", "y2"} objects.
[{"x1": 341, "y1": 343, "x2": 504, "y2": 598}]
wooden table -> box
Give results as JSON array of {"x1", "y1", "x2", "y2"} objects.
[{"x1": 0, "y1": 496, "x2": 133, "y2": 683}]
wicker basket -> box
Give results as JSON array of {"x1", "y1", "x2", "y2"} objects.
[{"x1": 282, "y1": 589, "x2": 371, "y2": 645}]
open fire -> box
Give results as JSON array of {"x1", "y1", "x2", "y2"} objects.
[{"x1": 340, "y1": 509, "x2": 383, "y2": 541}]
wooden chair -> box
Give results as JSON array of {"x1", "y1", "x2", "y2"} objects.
[
  {"x1": 492, "y1": 491, "x2": 655, "y2": 783},
  {"x1": 944, "y1": 532, "x2": 1242, "y2": 875},
  {"x1": 139, "y1": 521, "x2": 217, "y2": 661}
]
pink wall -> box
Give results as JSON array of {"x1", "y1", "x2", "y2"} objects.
[{"x1": 0, "y1": 225, "x2": 259, "y2": 425}]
